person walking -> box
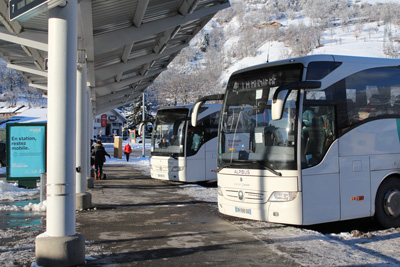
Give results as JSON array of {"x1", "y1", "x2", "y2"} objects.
[
  {"x1": 124, "y1": 142, "x2": 132, "y2": 162},
  {"x1": 92, "y1": 139, "x2": 111, "y2": 180}
]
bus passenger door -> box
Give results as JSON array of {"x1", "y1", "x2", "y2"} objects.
[
  {"x1": 302, "y1": 141, "x2": 340, "y2": 225},
  {"x1": 339, "y1": 156, "x2": 371, "y2": 220}
]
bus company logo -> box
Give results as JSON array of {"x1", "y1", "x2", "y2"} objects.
[{"x1": 238, "y1": 191, "x2": 244, "y2": 200}]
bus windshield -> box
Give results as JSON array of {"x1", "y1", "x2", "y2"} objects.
[
  {"x1": 218, "y1": 64, "x2": 302, "y2": 171},
  {"x1": 151, "y1": 108, "x2": 188, "y2": 156}
]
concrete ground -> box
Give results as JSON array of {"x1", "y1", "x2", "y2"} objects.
[{"x1": 79, "y1": 163, "x2": 299, "y2": 266}]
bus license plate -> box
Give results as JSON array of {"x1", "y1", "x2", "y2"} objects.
[
  {"x1": 235, "y1": 206, "x2": 251, "y2": 215},
  {"x1": 157, "y1": 174, "x2": 165, "y2": 178}
]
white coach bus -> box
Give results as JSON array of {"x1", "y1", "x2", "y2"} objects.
[
  {"x1": 191, "y1": 55, "x2": 400, "y2": 227},
  {"x1": 150, "y1": 104, "x2": 221, "y2": 182}
]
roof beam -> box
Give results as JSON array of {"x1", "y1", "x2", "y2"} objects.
[
  {"x1": 93, "y1": 2, "x2": 230, "y2": 55},
  {"x1": 0, "y1": 2, "x2": 47, "y2": 72},
  {"x1": 96, "y1": 88, "x2": 146, "y2": 114},
  {"x1": 7, "y1": 63, "x2": 48, "y2": 77},
  {"x1": 0, "y1": 26, "x2": 47, "y2": 43},
  {"x1": 179, "y1": 0, "x2": 200, "y2": 15},
  {"x1": 95, "y1": 44, "x2": 187, "y2": 81},
  {"x1": 29, "y1": 83, "x2": 48, "y2": 91},
  {"x1": 22, "y1": 45, "x2": 46, "y2": 70},
  {"x1": 79, "y1": 0, "x2": 95, "y2": 86},
  {"x1": 133, "y1": 0, "x2": 150, "y2": 27},
  {"x1": 0, "y1": 31, "x2": 48, "y2": 51},
  {"x1": 122, "y1": 43, "x2": 134, "y2": 63},
  {"x1": 95, "y1": 67, "x2": 166, "y2": 95},
  {"x1": 115, "y1": 43, "x2": 134, "y2": 82},
  {"x1": 153, "y1": 28, "x2": 174, "y2": 54},
  {"x1": 96, "y1": 83, "x2": 148, "y2": 105}
]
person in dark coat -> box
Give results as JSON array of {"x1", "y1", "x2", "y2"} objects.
[
  {"x1": 92, "y1": 140, "x2": 111, "y2": 180},
  {"x1": 90, "y1": 139, "x2": 95, "y2": 167}
]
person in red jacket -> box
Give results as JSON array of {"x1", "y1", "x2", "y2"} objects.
[{"x1": 124, "y1": 143, "x2": 132, "y2": 162}]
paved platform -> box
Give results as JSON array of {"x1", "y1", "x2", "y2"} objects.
[{"x1": 79, "y1": 163, "x2": 299, "y2": 266}]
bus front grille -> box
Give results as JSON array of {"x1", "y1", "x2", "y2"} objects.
[{"x1": 224, "y1": 189, "x2": 265, "y2": 203}]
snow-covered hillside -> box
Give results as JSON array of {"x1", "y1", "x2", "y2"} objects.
[{"x1": 150, "y1": 0, "x2": 400, "y2": 106}]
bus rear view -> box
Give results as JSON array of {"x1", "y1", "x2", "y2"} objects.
[{"x1": 212, "y1": 54, "x2": 400, "y2": 227}]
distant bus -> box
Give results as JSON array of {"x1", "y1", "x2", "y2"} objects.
[
  {"x1": 150, "y1": 104, "x2": 221, "y2": 182},
  {"x1": 191, "y1": 55, "x2": 400, "y2": 227}
]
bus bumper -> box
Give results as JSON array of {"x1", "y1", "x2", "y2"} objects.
[{"x1": 218, "y1": 193, "x2": 303, "y2": 225}]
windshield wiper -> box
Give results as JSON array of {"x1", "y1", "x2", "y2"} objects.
[
  {"x1": 253, "y1": 161, "x2": 282, "y2": 176},
  {"x1": 215, "y1": 162, "x2": 232, "y2": 173},
  {"x1": 216, "y1": 161, "x2": 248, "y2": 172}
]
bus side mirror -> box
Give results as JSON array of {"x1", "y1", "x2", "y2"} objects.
[
  {"x1": 191, "y1": 102, "x2": 203, "y2": 127},
  {"x1": 271, "y1": 81, "x2": 321, "y2": 120},
  {"x1": 271, "y1": 90, "x2": 289, "y2": 120},
  {"x1": 191, "y1": 93, "x2": 224, "y2": 127}
]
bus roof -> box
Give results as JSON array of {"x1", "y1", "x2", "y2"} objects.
[
  {"x1": 156, "y1": 103, "x2": 221, "y2": 119},
  {"x1": 230, "y1": 54, "x2": 400, "y2": 77},
  {"x1": 157, "y1": 103, "x2": 221, "y2": 112}
]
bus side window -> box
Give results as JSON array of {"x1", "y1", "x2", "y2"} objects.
[
  {"x1": 302, "y1": 106, "x2": 335, "y2": 168},
  {"x1": 191, "y1": 126, "x2": 204, "y2": 152},
  {"x1": 341, "y1": 67, "x2": 400, "y2": 135},
  {"x1": 346, "y1": 99, "x2": 360, "y2": 125},
  {"x1": 393, "y1": 95, "x2": 400, "y2": 114}
]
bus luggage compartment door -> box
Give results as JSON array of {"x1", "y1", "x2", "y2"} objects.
[{"x1": 339, "y1": 156, "x2": 370, "y2": 220}]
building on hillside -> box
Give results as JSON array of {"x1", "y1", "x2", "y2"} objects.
[
  {"x1": 94, "y1": 109, "x2": 127, "y2": 138},
  {"x1": 254, "y1": 21, "x2": 283, "y2": 29}
]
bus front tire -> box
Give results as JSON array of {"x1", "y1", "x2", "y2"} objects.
[{"x1": 375, "y1": 177, "x2": 400, "y2": 228}]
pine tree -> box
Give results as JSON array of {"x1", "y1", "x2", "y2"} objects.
[{"x1": 124, "y1": 92, "x2": 156, "y2": 132}]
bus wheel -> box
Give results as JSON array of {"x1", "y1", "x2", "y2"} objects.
[{"x1": 375, "y1": 177, "x2": 400, "y2": 228}]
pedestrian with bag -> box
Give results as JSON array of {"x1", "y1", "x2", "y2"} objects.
[
  {"x1": 124, "y1": 142, "x2": 132, "y2": 162},
  {"x1": 92, "y1": 139, "x2": 111, "y2": 180}
]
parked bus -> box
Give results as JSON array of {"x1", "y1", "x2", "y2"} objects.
[
  {"x1": 151, "y1": 104, "x2": 221, "y2": 182},
  {"x1": 191, "y1": 55, "x2": 400, "y2": 227}
]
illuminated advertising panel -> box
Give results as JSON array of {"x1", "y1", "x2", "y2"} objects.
[{"x1": 6, "y1": 123, "x2": 46, "y2": 186}]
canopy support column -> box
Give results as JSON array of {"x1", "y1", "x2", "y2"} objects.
[{"x1": 35, "y1": 1, "x2": 85, "y2": 266}]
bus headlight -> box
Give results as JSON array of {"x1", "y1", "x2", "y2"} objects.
[
  {"x1": 218, "y1": 186, "x2": 223, "y2": 196},
  {"x1": 269, "y1": 192, "x2": 297, "y2": 202},
  {"x1": 171, "y1": 166, "x2": 184, "y2": 172}
]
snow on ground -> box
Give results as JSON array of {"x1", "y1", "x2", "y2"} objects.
[
  {"x1": 0, "y1": 181, "x2": 38, "y2": 201},
  {"x1": 103, "y1": 139, "x2": 151, "y2": 176},
  {"x1": 0, "y1": 146, "x2": 400, "y2": 266},
  {"x1": 176, "y1": 184, "x2": 400, "y2": 266}
]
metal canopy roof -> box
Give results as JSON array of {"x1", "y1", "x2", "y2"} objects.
[{"x1": 0, "y1": 0, "x2": 230, "y2": 115}]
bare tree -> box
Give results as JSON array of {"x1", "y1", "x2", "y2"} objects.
[{"x1": 1, "y1": 68, "x2": 23, "y2": 106}]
